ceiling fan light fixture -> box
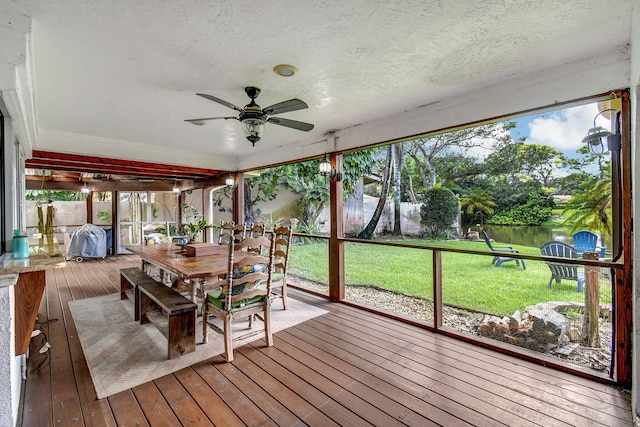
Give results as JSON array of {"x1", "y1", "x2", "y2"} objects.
[
  {"x1": 241, "y1": 117, "x2": 266, "y2": 145},
  {"x1": 187, "y1": 86, "x2": 313, "y2": 146},
  {"x1": 273, "y1": 64, "x2": 298, "y2": 77}
]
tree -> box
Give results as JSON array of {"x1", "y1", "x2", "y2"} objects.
[
  {"x1": 562, "y1": 177, "x2": 612, "y2": 246},
  {"x1": 404, "y1": 122, "x2": 513, "y2": 194},
  {"x1": 357, "y1": 146, "x2": 392, "y2": 239},
  {"x1": 563, "y1": 144, "x2": 609, "y2": 178},
  {"x1": 392, "y1": 143, "x2": 403, "y2": 236},
  {"x1": 420, "y1": 187, "x2": 459, "y2": 238},
  {"x1": 488, "y1": 192, "x2": 553, "y2": 225},
  {"x1": 485, "y1": 142, "x2": 564, "y2": 187},
  {"x1": 244, "y1": 150, "x2": 374, "y2": 229},
  {"x1": 26, "y1": 189, "x2": 84, "y2": 201},
  {"x1": 459, "y1": 188, "x2": 497, "y2": 230},
  {"x1": 244, "y1": 169, "x2": 279, "y2": 223}
]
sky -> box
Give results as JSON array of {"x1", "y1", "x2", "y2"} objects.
[
  {"x1": 429, "y1": 99, "x2": 615, "y2": 177},
  {"x1": 510, "y1": 102, "x2": 609, "y2": 160}
]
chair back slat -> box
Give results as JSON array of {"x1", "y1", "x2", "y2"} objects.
[
  {"x1": 245, "y1": 224, "x2": 267, "y2": 253},
  {"x1": 572, "y1": 230, "x2": 598, "y2": 255},
  {"x1": 219, "y1": 222, "x2": 246, "y2": 245},
  {"x1": 222, "y1": 233, "x2": 274, "y2": 307},
  {"x1": 482, "y1": 231, "x2": 495, "y2": 251},
  {"x1": 540, "y1": 241, "x2": 581, "y2": 283}
]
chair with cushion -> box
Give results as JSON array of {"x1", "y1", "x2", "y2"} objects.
[
  {"x1": 270, "y1": 225, "x2": 293, "y2": 309},
  {"x1": 572, "y1": 230, "x2": 604, "y2": 257},
  {"x1": 202, "y1": 233, "x2": 275, "y2": 362},
  {"x1": 482, "y1": 231, "x2": 526, "y2": 269},
  {"x1": 540, "y1": 241, "x2": 585, "y2": 292}
]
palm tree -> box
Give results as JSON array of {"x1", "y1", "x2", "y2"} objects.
[
  {"x1": 562, "y1": 177, "x2": 612, "y2": 247},
  {"x1": 459, "y1": 188, "x2": 498, "y2": 231}
]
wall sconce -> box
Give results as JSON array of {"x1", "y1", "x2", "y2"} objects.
[
  {"x1": 81, "y1": 182, "x2": 90, "y2": 196},
  {"x1": 172, "y1": 182, "x2": 180, "y2": 193},
  {"x1": 225, "y1": 174, "x2": 235, "y2": 187},
  {"x1": 318, "y1": 154, "x2": 341, "y2": 181}
]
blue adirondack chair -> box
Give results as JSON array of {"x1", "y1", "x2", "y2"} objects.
[
  {"x1": 540, "y1": 241, "x2": 585, "y2": 292},
  {"x1": 482, "y1": 231, "x2": 526, "y2": 269},
  {"x1": 572, "y1": 230, "x2": 604, "y2": 257}
]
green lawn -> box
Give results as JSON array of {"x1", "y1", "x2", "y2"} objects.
[{"x1": 289, "y1": 238, "x2": 610, "y2": 317}]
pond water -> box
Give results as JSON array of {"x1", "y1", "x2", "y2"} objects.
[{"x1": 482, "y1": 224, "x2": 573, "y2": 248}]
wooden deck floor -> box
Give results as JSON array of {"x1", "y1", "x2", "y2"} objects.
[{"x1": 20, "y1": 255, "x2": 632, "y2": 426}]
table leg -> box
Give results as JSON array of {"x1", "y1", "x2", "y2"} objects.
[{"x1": 190, "y1": 278, "x2": 199, "y2": 304}]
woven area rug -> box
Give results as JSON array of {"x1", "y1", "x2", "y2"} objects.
[{"x1": 69, "y1": 293, "x2": 327, "y2": 399}]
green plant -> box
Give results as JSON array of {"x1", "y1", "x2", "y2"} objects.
[
  {"x1": 420, "y1": 187, "x2": 459, "y2": 238},
  {"x1": 259, "y1": 213, "x2": 284, "y2": 230},
  {"x1": 97, "y1": 209, "x2": 112, "y2": 223},
  {"x1": 181, "y1": 204, "x2": 211, "y2": 241},
  {"x1": 154, "y1": 224, "x2": 177, "y2": 236},
  {"x1": 295, "y1": 221, "x2": 324, "y2": 245},
  {"x1": 562, "y1": 177, "x2": 612, "y2": 245},
  {"x1": 489, "y1": 193, "x2": 553, "y2": 225},
  {"x1": 460, "y1": 187, "x2": 497, "y2": 229}
]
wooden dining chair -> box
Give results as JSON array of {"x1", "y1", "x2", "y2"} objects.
[
  {"x1": 245, "y1": 223, "x2": 266, "y2": 254},
  {"x1": 270, "y1": 225, "x2": 293, "y2": 309},
  {"x1": 218, "y1": 222, "x2": 246, "y2": 245},
  {"x1": 201, "y1": 233, "x2": 275, "y2": 362}
]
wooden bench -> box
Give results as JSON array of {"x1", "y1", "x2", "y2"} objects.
[
  {"x1": 120, "y1": 267, "x2": 158, "y2": 321},
  {"x1": 138, "y1": 281, "x2": 197, "y2": 359}
]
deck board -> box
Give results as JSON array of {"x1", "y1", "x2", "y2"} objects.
[{"x1": 19, "y1": 254, "x2": 633, "y2": 426}]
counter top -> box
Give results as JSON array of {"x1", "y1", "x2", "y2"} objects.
[{"x1": 0, "y1": 235, "x2": 66, "y2": 275}]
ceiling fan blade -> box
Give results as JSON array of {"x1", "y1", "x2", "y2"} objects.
[
  {"x1": 185, "y1": 117, "x2": 236, "y2": 125},
  {"x1": 268, "y1": 117, "x2": 314, "y2": 132},
  {"x1": 196, "y1": 93, "x2": 244, "y2": 113},
  {"x1": 262, "y1": 99, "x2": 308, "y2": 115}
]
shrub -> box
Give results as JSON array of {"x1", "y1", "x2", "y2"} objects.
[
  {"x1": 489, "y1": 193, "x2": 553, "y2": 225},
  {"x1": 420, "y1": 187, "x2": 459, "y2": 238}
]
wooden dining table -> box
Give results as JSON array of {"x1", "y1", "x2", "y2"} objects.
[{"x1": 127, "y1": 243, "x2": 246, "y2": 303}]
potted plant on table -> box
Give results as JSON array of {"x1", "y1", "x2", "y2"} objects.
[{"x1": 180, "y1": 204, "x2": 211, "y2": 243}]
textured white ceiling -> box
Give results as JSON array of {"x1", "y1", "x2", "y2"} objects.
[{"x1": 0, "y1": 0, "x2": 633, "y2": 172}]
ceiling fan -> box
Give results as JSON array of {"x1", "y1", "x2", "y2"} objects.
[{"x1": 185, "y1": 86, "x2": 314, "y2": 146}]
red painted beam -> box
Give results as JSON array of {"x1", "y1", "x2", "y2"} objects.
[
  {"x1": 25, "y1": 159, "x2": 213, "y2": 180},
  {"x1": 29, "y1": 150, "x2": 221, "y2": 177}
]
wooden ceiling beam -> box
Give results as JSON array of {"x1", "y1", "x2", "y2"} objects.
[
  {"x1": 25, "y1": 159, "x2": 218, "y2": 180},
  {"x1": 26, "y1": 175, "x2": 81, "y2": 183},
  {"x1": 30, "y1": 150, "x2": 222, "y2": 177},
  {"x1": 25, "y1": 180, "x2": 177, "y2": 192}
]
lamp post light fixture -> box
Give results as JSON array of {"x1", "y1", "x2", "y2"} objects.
[
  {"x1": 319, "y1": 154, "x2": 341, "y2": 181},
  {"x1": 582, "y1": 102, "x2": 623, "y2": 260},
  {"x1": 172, "y1": 182, "x2": 180, "y2": 193},
  {"x1": 225, "y1": 174, "x2": 235, "y2": 187},
  {"x1": 81, "y1": 182, "x2": 90, "y2": 197},
  {"x1": 319, "y1": 154, "x2": 332, "y2": 176},
  {"x1": 582, "y1": 108, "x2": 619, "y2": 155}
]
